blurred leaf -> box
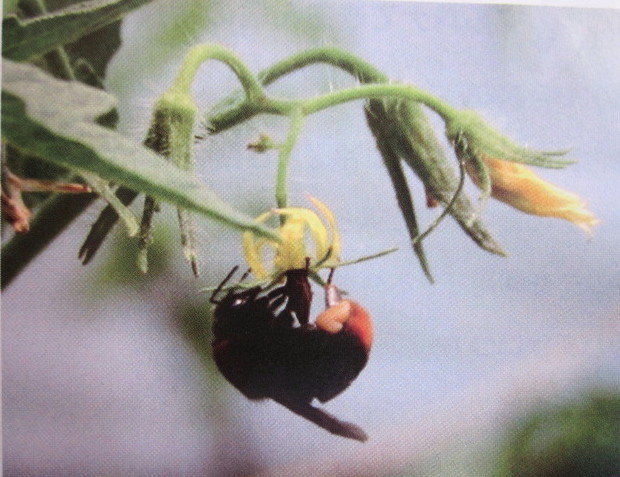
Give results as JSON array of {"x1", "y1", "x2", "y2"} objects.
[
  {"x1": 4, "y1": 0, "x2": 121, "y2": 208},
  {"x1": 109, "y1": 0, "x2": 213, "y2": 87},
  {"x1": 90, "y1": 221, "x2": 174, "y2": 289},
  {"x1": 496, "y1": 390, "x2": 620, "y2": 477},
  {"x1": 151, "y1": 0, "x2": 212, "y2": 49},
  {"x1": 3, "y1": 0, "x2": 19, "y2": 16},
  {"x1": 66, "y1": 21, "x2": 121, "y2": 81},
  {"x1": 1, "y1": 192, "x2": 98, "y2": 289},
  {"x1": 2, "y1": 0, "x2": 154, "y2": 61},
  {"x1": 2, "y1": 61, "x2": 278, "y2": 240},
  {"x1": 260, "y1": 0, "x2": 341, "y2": 42}
]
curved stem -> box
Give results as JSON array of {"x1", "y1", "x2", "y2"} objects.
[
  {"x1": 258, "y1": 46, "x2": 389, "y2": 85},
  {"x1": 301, "y1": 83, "x2": 457, "y2": 119},
  {"x1": 276, "y1": 108, "x2": 305, "y2": 210},
  {"x1": 171, "y1": 44, "x2": 264, "y2": 101},
  {"x1": 206, "y1": 48, "x2": 389, "y2": 133},
  {"x1": 411, "y1": 155, "x2": 467, "y2": 248},
  {"x1": 209, "y1": 76, "x2": 458, "y2": 133}
]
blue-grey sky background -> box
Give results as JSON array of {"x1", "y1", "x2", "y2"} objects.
[{"x1": 4, "y1": 2, "x2": 619, "y2": 475}]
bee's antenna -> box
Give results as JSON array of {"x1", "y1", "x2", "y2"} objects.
[
  {"x1": 327, "y1": 267, "x2": 335, "y2": 285},
  {"x1": 210, "y1": 266, "x2": 240, "y2": 304},
  {"x1": 239, "y1": 268, "x2": 252, "y2": 282},
  {"x1": 324, "y1": 268, "x2": 342, "y2": 307}
]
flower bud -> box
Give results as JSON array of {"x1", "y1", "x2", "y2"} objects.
[{"x1": 365, "y1": 98, "x2": 505, "y2": 281}]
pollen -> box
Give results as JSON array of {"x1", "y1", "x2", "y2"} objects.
[{"x1": 315, "y1": 301, "x2": 352, "y2": 334}]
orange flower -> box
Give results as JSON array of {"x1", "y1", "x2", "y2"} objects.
[{"x1": 466, "y1": 156, "x2": 598, "y2": 234}]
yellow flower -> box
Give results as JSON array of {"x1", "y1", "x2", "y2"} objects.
[
  {"x1": 466, "y1": 156, "x2": 598, "y2": 234},
  {"x1": 242, "y1": 196, "x2": 341, "y2": 279}
]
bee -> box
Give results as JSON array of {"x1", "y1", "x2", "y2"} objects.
[{"x1": 210, "y1": 265, "x2": 372, "y2": 442}]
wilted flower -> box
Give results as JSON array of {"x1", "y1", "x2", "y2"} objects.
[
  {"x1": 446, "y1": 110, "x2": 598, "y2": 234},
  {"x1": 242, "y1": 196, "x2": 340, "y2": 279},
  {"x1": 465, "y1": 156, "x2": 598, "y2": 234}
]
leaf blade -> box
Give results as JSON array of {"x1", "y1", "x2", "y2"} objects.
[
  {"x1": 1, "y1": 60, "x2": 277, "y2": 241},
  {"x1": 3, "y1": 0, "x2": 154, "y2": 61}
]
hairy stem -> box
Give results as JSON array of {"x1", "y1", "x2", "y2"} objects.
[
  {"x1": 275, "y1": 108, "x2": 305, "y2": 210},
  {"x1": 257, "y1": 46, "x2": 389, "y2": 85},
  {"x1": 208, "y1": 68, "x2": 457, "y2": 133},
  {"x1": 171, "y1": 44, "x2": 264, "y2": 101},
  {"x1": 301, "y1": 83, "x2": 456, "y2": 119}
]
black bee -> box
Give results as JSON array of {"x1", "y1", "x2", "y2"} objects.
[{"x1": 210, "y1": 266, "x2": 372, "y2": 442}]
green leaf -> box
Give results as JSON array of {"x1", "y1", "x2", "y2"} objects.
[
  {"x1": 2, "y1": 0, "x2": 154, "y2": 61},
  {"x1": 67, "y1": 21, "x2": 122, "y2": 82},
  {"x1": 1, "y1": 60, "x2": 278, "y2": 241},
  {"x1": 79, "y1": 171, "x2": 140, "y2": 237},
  {"x1": 3, "y1": 0, "x2": 19, "y2": 16}
]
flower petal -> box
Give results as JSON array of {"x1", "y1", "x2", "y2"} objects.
[
  {"x1": 242, "y1": 211, "x2": 274, "y2": 278},
  {"x1": 307, "y1": 195, "x2": 341, "y2": 265},
  {"x1": 273, "y1": 216, "x2": 309, "y2": 271},
  {"x1": 468, "y1": 156, "x2": 598, "y2": 234},
  {"x1": 272, "y1": 207, "x2": 329, "y2": 266}
]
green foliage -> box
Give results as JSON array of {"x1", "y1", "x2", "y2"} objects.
[
  {"x1": 2, "y1": 2, "x2": 583, "y2": 287},
  {"x1": 2, "y1": 61, "x2": 277, "y2": 239},
  {"x1": 2, "y1": 0, "x2": 154, "y2": 61},
  {"x1": 3, "y1": 0, "x2": 20, "y2": 16},
  {"x1": 496, "y1": 391, "x2": 620, "y2": 477}
]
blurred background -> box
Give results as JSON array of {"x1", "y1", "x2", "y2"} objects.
[{"x1": 3, "y1": 1, "x2": 619, "y2": 475}]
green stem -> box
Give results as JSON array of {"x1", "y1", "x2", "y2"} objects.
[
  {"x1": 275, "y1": 108, "x2": 305, "y2": 210},
  {"x1": 411, "y1": 155, "x2": 467, "y2": 248},
  {"x1": 257, "y1": 46, "x2": 389, "y2": 85},
  {"x1": 153, "y1": 44, "x2": 270, "y2": 275},
  {"x1": 301, "y1": 83, "x2": 456, "y2": 119},
  {"x1": 208, "y1": 47, "x2": 387, "y2": 132},
  {"x1": 209, "y1": 73, "x2": 457, "y2": 133},
  {"x1": 171, "y1": 44, "x2": 264, "y2": 100}
]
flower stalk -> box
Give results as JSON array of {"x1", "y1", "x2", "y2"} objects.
[
  {"x1": 205, "y1": 45, "x2": 595, "y2": 281},
  {"x1": 77, "y1": 44, "x2": 595, "y2": 282}
]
